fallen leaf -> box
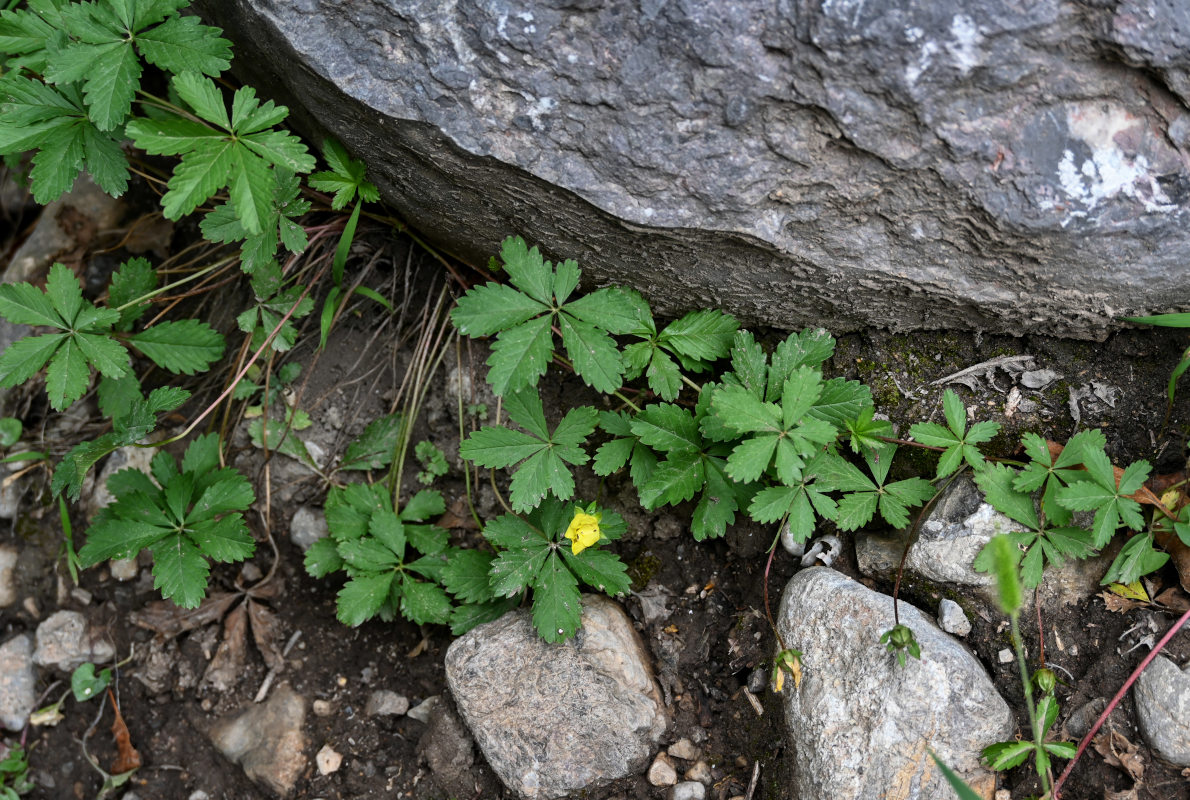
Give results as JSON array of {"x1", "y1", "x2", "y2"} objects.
[
  {"x1": 1100, "y1": 591, "x2": 1145, "y2": 614},
  {"x1": 437, "y1": 496, "x2": 480, "y2": 530},
  {"x1": 1107, "y1": 581, "x2": 1150, "y2": 602},
  {"x1": 1154, "y1": 588, "x2": 1190, "y2": 612},
  {"x1": 131, "y1": 592, "x2": 238, "y2": 638},
  {"x1": 202, "y1": 603, "x2": 248, "y2": 691},
  {"x1": 1104, "y1": 787, "x2": 1139, "y2": 800},
  {"x1": 247, "y1": 600, "x2": 285, "y2": 672},
  {"x1": 1092, "y1": 727, "x2": 1145, "y2": 782},
  {"x1": 107, "y1": 689, "x2": 141, "y2": 775}
]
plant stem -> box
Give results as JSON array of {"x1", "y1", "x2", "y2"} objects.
[{"x1": 1009, "y1": 611, "x2": 1050, "y2": 797}]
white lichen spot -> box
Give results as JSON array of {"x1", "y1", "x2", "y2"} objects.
[
  {"x1": 905, "y1": 40, "x2": 938, "y2": 86},
  {"x1": 905, "y1": 26, "x2": 924, "y2": 43},
  {"x1": 946, "y1": 14, "x2": 982, "y2": 75},
  {"x1": 1054, "y1": 103, "x2": 1178, "y2": 217}
]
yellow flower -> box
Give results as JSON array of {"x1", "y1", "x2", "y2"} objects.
[{"x1": 564, "y1": 508, "x2": 602, "y2": 555}]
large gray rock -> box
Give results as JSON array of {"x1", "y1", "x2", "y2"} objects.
[
  {"x1": 777, "y1": 568, "x2": 1011, "y2": 800},
  {"x1": 445, "y1": 594, "x2": 667, "y2": 799},
  {"x1": 1133, "y1": 655, "x2": 1190, "y2": 767},
  {"x1": 0, "y1": 635, "x2": 36, "y2": 731},
  {"x1": 197, "y1": 0, "x2": 1190, "y2": 338},
  {"x1": 209, "y1": 683, "x2": 308, "y2": 797}
]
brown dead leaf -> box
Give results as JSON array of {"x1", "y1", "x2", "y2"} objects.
[
  {"x1": 131, "y1": 592, "x2": 238, "y2": 638},
  {"x1": 107, "y1": 689, "x2": 141, "y2": 775},
  {"x1": 1092, "y1": 727, "x2": 1145, "y2": 782},
  {"x1": 247, "y1": 600, "x2": 284, "y2": 672},
  {"x1": 1154, "y1": 587, "x2": 1190, "y2": 612},
  {"x1": 202, "y1": 603, "x2": 248, "y2": 691},
  {"x1": 1104, "y1": 788, "x2": 1139, "y2": 800},
  {"x1": 437, "y1": 496, "x2": 480, "y2": 530},
  {"x1": 1100, "y1": 591, "x2": 1146, "y2": 614}
]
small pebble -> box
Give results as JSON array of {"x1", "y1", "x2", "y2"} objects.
[
  {"x1": 647, "y1": 753, "x2": 677, "y2": 786},
  {"x1": 937, "y1": 599, "x2": 971, "y2": 637},
  {"x1": 667, "y1": 737, "x2": 700, "y2": 761},
  {"x1": 406, "y1": 696, "x2": 440, "y2": 723},
  {"x1": 684, "y1": 760, "x2": 712, "y2": 784},
  {"x1": 312, "y1": 699, "x2": 333, "y2": 717},
  {"x1": 109, "y1": 557, "x2": 138, "y2": 581},
  {"x1": 189, "y1": 791, "x2": 211, "y2": 800},
  {"x1": 998, "y1": 648, "x2": 1014, "y2": 664},
  {"x1": 316, "y1": 744, "x2": 342, "y2": 775},
  {"x1": 670, "y1": 781, "x2": 706, "y2": 800},
  {"x1": 746, "y1": 667, "x2": 767, "y2": 694},
  {"x1": 995, "y1": 790, "x2": 1011, "y2": 800},
  {"x1": 70, "y1": 587, "x2": 93, "y2": 606},
  {"x1": 365, "y1": 690, "x2": 409, "y2": 717}
]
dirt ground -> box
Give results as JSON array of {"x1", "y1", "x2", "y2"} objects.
[{"x1": 2, "y1": 187, "x2": 1190, "y2": 800}]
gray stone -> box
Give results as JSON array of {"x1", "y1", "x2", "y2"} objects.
[
  {"x1": 289, "y1": 506, "x2": 328, "y2": 552},
  {"x1": 209, "y1": 683, "x2": 308, "y2": 797},
  {"x1": 670, "y1": 782, "x2": 706, "y2": 800},
  {"x1": 937, "y1": 599, "x2": 972, "y2": 637},
  {"x1": 445, "y1": 594, "x2": 667, "y2": 799},
  {"x1": 778, "y1": 568, "x2": 1010, "y2": 800},
  {"x1": 667, "y1": 738, "x2": 700, "y2": 762},
  {"x1": 197, "y1": 1, "x2": 1190, "y2": 340},
  {"x1": 33, "y1": 610, "x2": 115, "y2": 672},
  {"x1": 684, "y1": 761, "x2": 713, "y2": 785},
  {"x1": 109, "y1": 557, "x2": 139, "y2": 582},
  {"x1": 0, "y1": 546, "x2": 17, "y2": 607},
  {"x1": 364, "y1": 689, "x2": 409, "y2": 717},
  {"x1": 647, "y1": 753, "x2": 677, "y2": 787},
  {"x1": 0, "y1": 635, "x2": 36, "y2": 731},
  {"x1": 407, "y1": 695, "x2": 440, "y2": 724},
  {"x1": 1134, "y1": 655, "x2": 1190, "y2": 767}
]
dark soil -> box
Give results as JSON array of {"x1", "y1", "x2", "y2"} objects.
[{"x1": 2, "y1": 209, "x2": 1190, "y2": 800}]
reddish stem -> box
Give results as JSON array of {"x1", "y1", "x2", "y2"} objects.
[{"x1": 1052, "y1": 603, "x2": 1190, "y2": 798}]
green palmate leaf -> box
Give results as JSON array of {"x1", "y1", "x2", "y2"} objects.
[
  {"x1": 1102, "y1": 533, "x2": 1169, "y2": 585},
  {"x1": 339, "y1": 413, "x2": 404, "y2": 471},
  {"x1": 451, "y1": 598, "x2": 518, "y2": 636},
  {"x1": 484, "y1": 315, "x2": 553, "y2": 396},
  {"x1": 336, "y1": 572, "x2": 393, "y2": 627},
  {"x1": 401, "y1": 576, "x2": 453, "y2": 625},
  {"x1": 441, "y1": 550, "x2": 495, "y2": 604},
  {"x1": 629, "y1": 403, "x2": 701, "y2": 454},
  {"x1": 809, "y1": 378, "x2": 872, "y2": 430},
  {"x1": 638, "y1": 451, "x2": 705, "y2": 508},
  {"x1": 150, "y1": 534, "x2": 210, "y2": 608},
  {"x1": 712, "y1": 385, "x2": 781, "y2": 434},
  {"x1": 561, "y1": 547, "x2": 631, "y2": 596},
  {"x1": 657, "y1": 308, "x2": 739, "y2": 361},
  {"x1": 107, "y1": 256, "x2": 157, "y2": 331},
  {"x1": 127, "y1": 74, "x2": 314, "y2": 235},
  {"x1": 309, "y1": 137, "x2": 379, "y2": 209},
  {"x1": 0, "y1": 76, "x2": 129, "y2": 201},
  {"x1": 982, "y1": 740, "x2": 1034, "y2": 771},
  {"x1": 909, "y1": 389, "x2": 1000, "y2": 478},
  {"x1": 128, "y1": 319, "x2": 224, "y2": 374},
  {"x1": 304, "y1": 537, "x2": 343, "y2": 578},
  {"x1": 691, "y1": 458, "x2": 745, "y2": 540},
  {"x1": 489, "y1": 541, "x2": 550, "y2": 597},
  {"x1": 1056, "y1": 449, "x2": 1150, "y2": 548},
  {"x1": 532, "y1": 552, "x2": 582, "y2": 643},
  {"x1": 451, "y1": 282, "x2": 548, "y2": 337}
]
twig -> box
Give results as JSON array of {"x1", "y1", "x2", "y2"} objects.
[
  {"x1": 743, "y1": 760, "x2": 760, "y2": 800},
  {"x1": 1052, "y1": 603, "x2": 1190, "y2": 798}
]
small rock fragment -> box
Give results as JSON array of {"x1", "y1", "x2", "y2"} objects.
[
  {"x1": 998, "y1": 648, "x2": 1014, "y2": 664},
  {"x1": 667, "y1": 737, "x2": 700, "y2": 761},
  {"x1": 1063, "y1": 698, "x2": 1106, "y2": 740},
  {"x1": 289, "y1": 506, "x2": 329, "y2": 552},
  {"x1": 746, "y1": 667, "x2": 767, "y2": 694},
  {"x1": 0, "y1": 634, "x2": 36, "y2": 730},
  {"x1": 1133, "y1": 655, "x2": 1190, "y2": 766},
  {"x1": 209, "y1": 684, "x2": 308, "y2": 796},
  {"x1": 1019, "y1": 369, "x2": 1059, "y2": 389},
  {"x1": 109, "y1": 557, "x2": 138, "y2": 581},
  {"x1": 648, "y1": 753, "x2": 677, "y2": 786},
  {"x1": 33, "y1": 610, "x2": 115, "y2": 671},
  {"x1": 670, "y1": 781, "x2": 707, "y2": 800},
  {"x1": 0, "y1": 546, "x2": 17, "y2": 607},
  {"x1": 407, "y1": 695, "x2": 440, "y2": 723},
  {"x1": 312, "y1": 699, "x2": 333, "y2": 717},
  {"x1": 684, "y1": 760, "x2": 713, "y2": 784},
  {"x1": 937, "y1": 599, "x2": 972, "y2": 637},
  {"x1": 316, "y1": 744, "x2": 342, "y2": 775},
  {"x1": 365, "y1": 689, "x2": 409, "y2": 717}
]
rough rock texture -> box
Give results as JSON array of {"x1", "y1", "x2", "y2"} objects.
[
  {"x1": 1134, "y1": 655, "x2": 1190, "y2": 767},
  {"x1": 33, "y1": 610, "x2": 115, "y2": 672},
  {"x1": 0, "y1": 635, "x2": 36, "y2": 731},
  {"x1": 0, "y1": 546, "x2": 17, "y2": 608},
  {"x1": 777, "y1": 568, "x2": 1011, "y2": 800},
  {"x1": 197, "y1": 0, "x2": 1190, "y2": 338},
  {"x1": 208, "y1": 683, "x2": 308, "y2": 797},
  {"x1": 445, "y1": 594, "x2": 667, "y2": 799}
]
